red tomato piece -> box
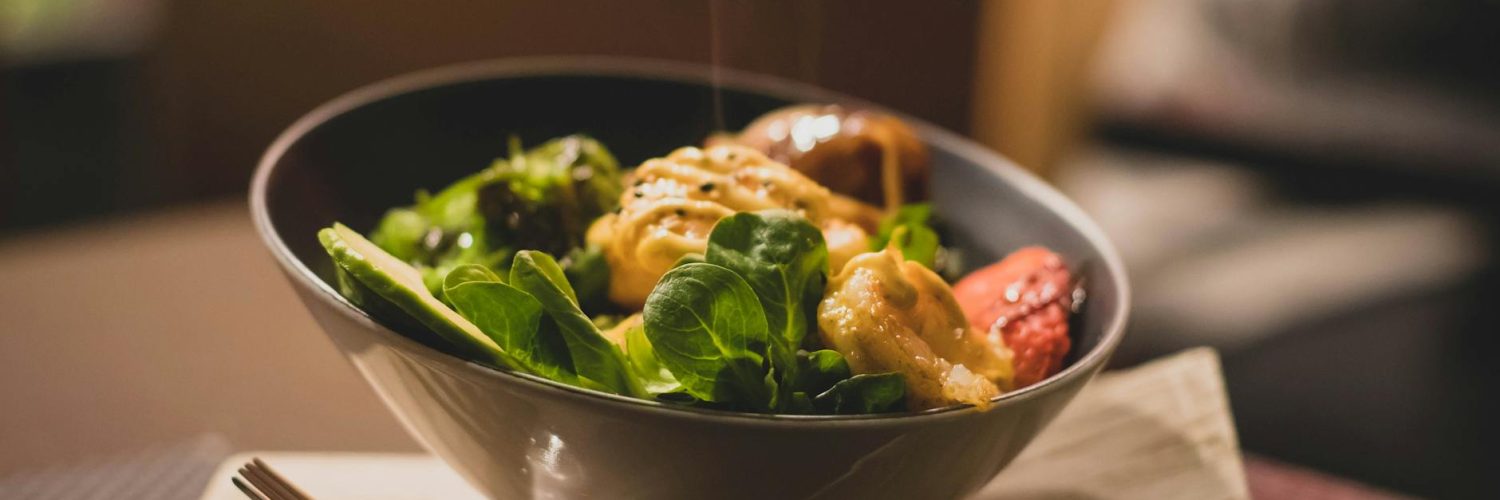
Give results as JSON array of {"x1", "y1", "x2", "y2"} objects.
[{"x1": 952, "y1": 247, "x2": 1074, "y2": 389}]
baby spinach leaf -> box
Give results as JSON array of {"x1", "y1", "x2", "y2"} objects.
[
  {"x1": 509, "y1": 251, "x2": 639, "y2": 396},
  {"x1": 624, "y1": 325, "x2": 683, "y2": 396},
  {"x1": 443, "y1": 262, "x2": 504, "y2": 287},
  {"x1": 892, "y1": 225, "x2": 939, "y2": 269},
  {"x1": 792, "y1": 349, "x2": 853, "y2": 397},
  {"x1": 705, "y1": 211, "x2": 828, "y2": 400},
  {"x1": 870, "y1": 203, "x2": 940, "y2": 268},
  {"x1": 442, "y1": 265, "x2": 575, "y2": 383},
  {"x1": 438, "y1": 262, "x2": 504, "y2": 308},
  {"x1": 706, "y1": 211, "x2": 828, "y2": 347},
  {"x1": 814, "y1": 373, "x2": 907, "y2": 414},
  {"x1": 786, "y1": 392, "x2": 816, "y2": 414},
  {"x1": 590, "y1": 314, "x2": 625, "y2": 331},
  {"x1": 870, "y1": 203, "x2": 932, "y2": 247},
  {"x1": 511, "y1": 250, "x2": 578, "y2": 304},
  {"x1": 642, "y1": 263, "x2": 774, "y2": 409},
  {"x1": 672, "y1": 252, "x2": 706, "y2": 268},
  {"x1": 763, "y1": 365, "x2": 784, "y2": 410}
]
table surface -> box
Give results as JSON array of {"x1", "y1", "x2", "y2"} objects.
[{"x1": 0, "y1": 202, "x2": 421, "y2": 474}]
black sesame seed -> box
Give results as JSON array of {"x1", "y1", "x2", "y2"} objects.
[
  {"x1": 674, "y1": 208, "x2": 686, "y2": 217},
  {"x1": 699, "y1": 182, "x2": 715, "y2": 192},
  {"x1": 634, "y1": 191, "x2": 644, "y2": 198}
]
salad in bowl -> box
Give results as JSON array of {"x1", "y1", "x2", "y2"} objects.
[
  {"x1": 319, "y1": 105, "x2": 1080, "y2": 416},
  {"x1": 253, "y1": 59, "x2": 1127, "y2": 499}
]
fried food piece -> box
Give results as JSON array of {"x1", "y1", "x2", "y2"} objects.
[
  {"x1": 710, "y1": 104, "x2": 930, "y2": 211},
  {"x1": 818, "y1": 247, "x2": 1015, "y2": 410},
  {"x1": 588, "y1": 145, "x2": 871, "y2": 309}
]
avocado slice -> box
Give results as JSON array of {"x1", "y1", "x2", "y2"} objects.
[{"x1": 319, "y1": 223, "x2": 518, "y2": 369}]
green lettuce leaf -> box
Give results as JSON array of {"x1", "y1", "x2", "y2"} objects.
[
  {"x1": 792, "y1": 349, "x2": 853, "y2": 397},
  {"x1": 442, "y1": 264, "x2": 575, "y2": 383},
  {"x1": 368, "y1": 135, "x2": 624, "y2": 294},
  {"x1": 870, "y1": 203, "x2": 940, "y2": 268},
  {"x1": 508, "y1": 251, "x2": 639, "y2": 396},
  {"x1": 814, "y1": 373, "x2": 907, "y2": 414},
  {"x1": 642, "y1": 262, "x2": 774, "y2": 409},
  {"x1": 624, "y1": 324, "x2": 683, "y2": 396},
  {"x1": 706, "y1": 210, "x2": 828, "y2": 349}
]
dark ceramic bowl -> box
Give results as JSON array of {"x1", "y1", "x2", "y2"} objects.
[{"x1": 251, "y1": 58, "x2": 1129, "y2": 500}]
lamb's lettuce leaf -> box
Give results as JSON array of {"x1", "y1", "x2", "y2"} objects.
[
  {"x1": 624, "y1": 324, "x2": 682, "y2": 396},
  {"x1": 509, "y1": 251, "x2": 639, "y2": 396},
  {"x1": 442, "y1": 264, "x2": 574, "y2": 383},
  {"x1": 704, "y1": 211, "x2": 830, "y2": 407},
  {"x1": 792, "y1": 349, "x2": 852, "y2": 397},
  {"x1": 327, "y1": 140, "x2": 929, "y2": 415},
  {"x1": 642, "y1": 213, "x2": 909, "y2": 414},
  {"x1": 870, "y1": 203, "x2": 940, "y2": 268},
  {"x1": 706, "y1": 210, "x2": 828, "y2": 361},
  {"x1": 814, "y1": 373, "x2": 907, "y2": 414},
  {"x1": 642, "y1": 262, "x2": 774, "y2": 409}
]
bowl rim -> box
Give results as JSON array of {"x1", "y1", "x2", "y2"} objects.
[{"x1": 249, "y1": 56, "x2": 1131, "y2": 426}]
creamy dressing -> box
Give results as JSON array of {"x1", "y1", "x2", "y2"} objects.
[
  {"x1": 589, "y1": 145, "x2": 872, "y2": 309},
  {"x1": 818, "y1": 247, "x2": 1016, "y2": 410}
]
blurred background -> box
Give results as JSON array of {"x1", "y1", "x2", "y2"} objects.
[{"x1": 3, "y1": 0, "x2": 1496, "y2": 497}]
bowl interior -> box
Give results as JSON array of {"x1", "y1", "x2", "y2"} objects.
[{"x1": 259, "y1": 62, "x2": 1126, "y2": 407}]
